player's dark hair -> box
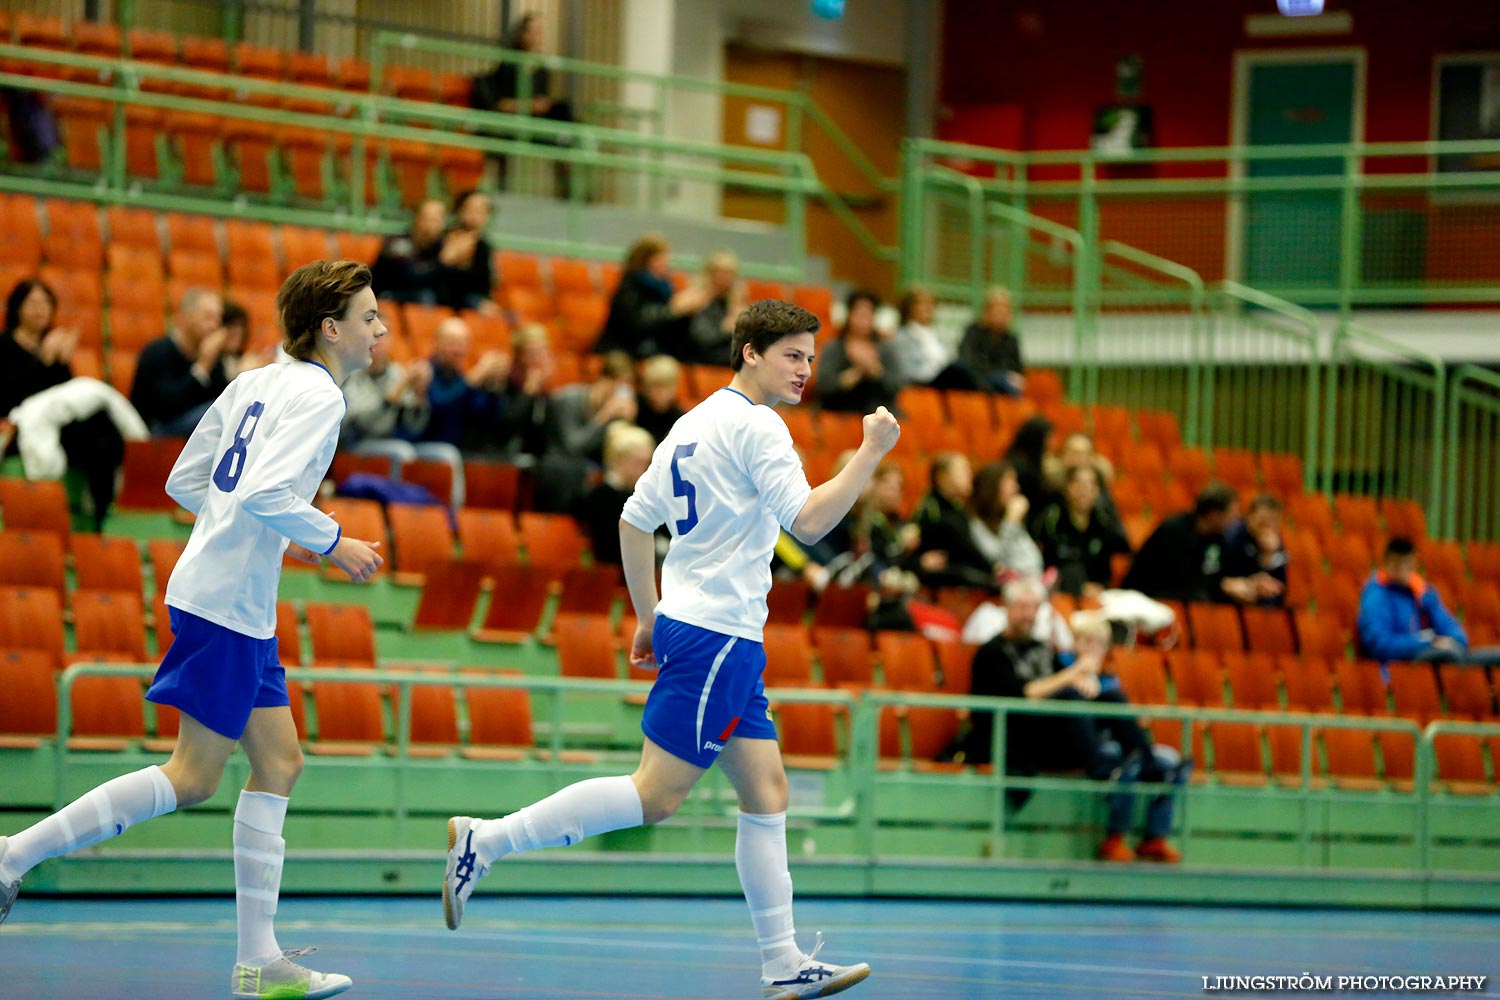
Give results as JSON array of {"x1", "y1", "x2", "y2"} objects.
[
  {"x1": 278, "y1": 260, "x2": 372, "y2": 361},
  {"x1": 730, "y1": 299, "x2": 819, "y2": 371}
]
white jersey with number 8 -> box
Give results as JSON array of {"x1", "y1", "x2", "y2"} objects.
[
  {"x1": 621, "y1": 387, "x2": 811, "y2": 642},
  {"x1": 163, "y1": 360, "x2": 345, "y2": 640}
]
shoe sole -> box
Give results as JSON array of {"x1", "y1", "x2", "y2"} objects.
[
  {"x1": 443, "y1": 818, "x2": 460, "y2": 931},
  {"x1": 765, "y1": 964, "x2": 871, "y2": 1000}
]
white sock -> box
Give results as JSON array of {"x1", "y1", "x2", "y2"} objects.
[
  {"x1": 470, "y1": 776, "x2": 643, "y2": 864},
  {"x1": 0, "y1": 766, "x2": 176, "y2": 881},
  {"x1": 737, "y1": 811, "x2": 800, "y2": 981},
  {"x1": 233, "y1": 791, "x2": 289, "y2": 967}
]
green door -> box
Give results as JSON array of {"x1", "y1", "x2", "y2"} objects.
[{"x1": 1244, "y1": 59, "x2": 1356, "y2": 293}]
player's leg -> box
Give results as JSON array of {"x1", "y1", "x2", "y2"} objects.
[
  {"x1": 0, "y1": 714, "x2": 229, "y2": 925},
  {"x1": 718, "y1": 732, "x2": 870, "y2": 999},
  {"x1": 443, "y1": 737, "x2": 692, "y2": 929},
  {"x1": 227, "y1": 668, "x2": 349, "y2": 999}
]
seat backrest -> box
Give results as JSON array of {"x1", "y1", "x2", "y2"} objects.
[
  {"x1": 305, "y1": 602, "x2": 376, "y2": 665},
  {"x1": 73, "y1": 589, "x2": 148, "y2": 661}
]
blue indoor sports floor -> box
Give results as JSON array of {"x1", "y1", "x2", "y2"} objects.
[{"x1": 1, "y1": 894, "x2": 1494, "y2": 998}]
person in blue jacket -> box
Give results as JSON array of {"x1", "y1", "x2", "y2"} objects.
[{"x1": 1357, "y1": 537, "x2": 1500, "y2": 669}]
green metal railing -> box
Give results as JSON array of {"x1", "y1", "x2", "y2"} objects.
[
  {"x1": 1324, "y1": 322, "x2": 1446, "y2": 529},
  {"x1": 369, "y1": 32, "x2": 899, "y2": 267},
  {"x1": 0, "y1": 44, "x2": 821, "y2": 277},
  {"x1": 49, "y1": 662, "x2": 1500, "y2": 874},
  {"x1": 1443, "y1": 366, "x2": 1500, "y2": 543},
  {"x1": 901, "y1": 137, "x2": 1500, "y2": 311}
]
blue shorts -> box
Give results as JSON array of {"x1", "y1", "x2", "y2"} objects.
[
  {"x1": 145, "y1": 607, "x2": 287, "y2": 740},
  {"x1": 641, "y1": 616, "x2": 777, "y2": 768}
]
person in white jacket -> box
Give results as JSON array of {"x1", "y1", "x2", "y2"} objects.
[{"x1": 0, "y1": 260, "x2": 386, "y2": 1000}]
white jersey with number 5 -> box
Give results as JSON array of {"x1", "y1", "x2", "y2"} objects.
[
  {"x1": 163, "y1": 360, "x2": 345, "y2": 639},
  {"x1": 621, "y1": 387, "x2": 811, "y2": 642}
]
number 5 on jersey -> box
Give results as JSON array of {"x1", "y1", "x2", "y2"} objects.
[
  {"x1": 671, "y1": 442, "x2": 699, "y2": 534},
  {"x1": 213, "y1": 401, "x2": 265, "y2": 492}
]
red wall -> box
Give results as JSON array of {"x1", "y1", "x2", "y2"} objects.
[{"x1": 940, "y1": 0, "x2": 1500, "y2": 152}]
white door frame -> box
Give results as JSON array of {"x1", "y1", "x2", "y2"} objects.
[{"x1": 1226, "y1": 47, "x2": 1367, "y2": 285}]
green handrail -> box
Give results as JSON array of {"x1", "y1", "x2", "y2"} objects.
[
  {"x1": 1209, "y1": 281, "x2": 1323, "y2": 488},
  {"x1": 1444, "y1": 365, "x2": 1500, "y2": 542},
  {"x1": 1331, "y1": 321, "x2": 1447, "y2": 528},
  {"x1": 46, "y1": 662, "x2": 1500, "y2": 875},
  {"x1": 1099, "y1": 241, "x2": 1206, "y2": 439}
]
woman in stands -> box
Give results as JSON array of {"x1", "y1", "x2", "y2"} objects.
[
  {"x1": 814, "y1": 289, "x2": 902, "y2": 415},
  {"x1": 595, "y1": 232, "x2": 710, "y2": 359},
  {"x1": 0, "y1": 261, "x2": 385, "y2": 1000},
  {"x1": 0, "y1": 277, "x2": 123, "y2": 530},
  {"x1": 437, "y1": 190, "x2": 498, "y2": 315}
]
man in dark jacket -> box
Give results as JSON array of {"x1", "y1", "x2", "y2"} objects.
[
  {"x1": 129, "y1": 288, "x2": 229, "y2": 436},
  {"x1": 1220, "y1": 494, "x2": 1289, "y2": 607},
  {"x1": 958, "y1": 286, "x2": 1025, "y2": 396},
  {"x1": 1357, "y1": 537, "x2": 1500, "y2": 668},
  {"x1": 1120, "y1": 483, "x2": 1243, "y2": 603}
]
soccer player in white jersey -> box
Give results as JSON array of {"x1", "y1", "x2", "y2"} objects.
[
  {"x1": 0, "y1": 260, "x2": 385, "y2": 1000},
  {"x1": 444, "y1": 299, "x2": 901, "y2": 999}
]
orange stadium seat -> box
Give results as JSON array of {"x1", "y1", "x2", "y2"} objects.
[
  {"x1": 1279, "y1": 655, "x2": 1336, "y2": 713},
  {"x1": 555, "y1": 614, "x2": 619, "y2": 679},
  {"x1": 0, "y1": 650, "x2": 59, "y2": 745},
  {"x1": 309, "y1": 681, "x2": 384, "y2": 753},
  {"x1": 1165, "y1": 650, "x2": 1224, "y2": 707},
  {"x1": 71, "y1": 534, "x2": 145, "y2": 595},
  {"x1": 876, "y1": 631, "x2": 938, "y2": 691},
  {"x1": 275, "y1": 600, "x2": 303, "y2": 666},
  {"x1": 463, "y1": 672, "x2": 535, "y2": 759},
  {"x1": 411, "y1": 559, "x2": 487, "y2": 631},
  {"x1": 812, "y1": 627, "x2": 874, "y2": 688},
  {"x1": 69, "y1": 674, "x2": 146, "y2": 748},
  {"x1": 0, "y1": 479, "x2": 71, "y2": 546},
  {"x1": 305, "y1": 602, "x2": 377, "y2": 667},
  {"x1": 0, "y1": 531, "x2": 66, "y2": 596},
  {"x1": 1387, "y1": 662, "x2": 1443, "y2": 726},
  {"x1": 471, "y1": 563, "x2": 550, "y2": 643},
  {"x1": 553, "y1": 565, "x2": 620, "y2": 619},
  {"x1": 1335, "y1": 660, "x2": 1390, "y2": 716},
  {"x1": 386, "y1": 502, "x2": 455, "y2": 583},
  {"x1": 762, "y1": 624, "x2": 817, "y2": 687},
  {"x1": 1207, "y1": 721, "x2": 1266, "y2": 786},
  {"x1": 1224, "y1": 652, "x2": 1280, "y2": 711},
  {"x1": 73, "y1": 589, "x2": 148, "y2": 662},
  {"x1": 774, "y1": 701, "x2": 842, "y2": 768},
  {"x1": 518, "y1": 512, "x2": 587, "y2": 572},
  {"x1": 456, "y1": 508, "x2": 520, "y2": 565},
  {"x1": 1438, "y1": 664, "x2": 1497, "y2": 721}
]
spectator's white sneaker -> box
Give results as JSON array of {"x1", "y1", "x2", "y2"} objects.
[
  {"x1": 761, "y1": 933, "x2": 870, "y2": 999},
  {"x1": 443, "y1": 816, "x2": 488, "y2": 930},
  {"x1": 229, "y1": 947, "x2": 351, "y2": 999},
  {"x1": 0, "y1": 836, "x2": 19, "y2": 926}
]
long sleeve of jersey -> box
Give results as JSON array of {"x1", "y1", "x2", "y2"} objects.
[{"x1": 236, "y1": 389, "x2": 344, "y2": 555}]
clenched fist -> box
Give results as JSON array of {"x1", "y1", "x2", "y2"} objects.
[{"x1": 862, "y1": 405, "x2": 900, "y2": 455}]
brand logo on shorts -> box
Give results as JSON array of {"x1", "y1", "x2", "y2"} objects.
[{"x1": 702, "y1": 739, "x2": 725, "y2": 752}]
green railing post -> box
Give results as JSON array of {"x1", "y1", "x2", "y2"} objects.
[
  {"x1": 896, "y1": 140, "x2": 919, "y2": 289},
  {"x1": 1339, "y1": 149, "x2": 1361, "y2": 324},
  {"x1": 1076, "y1": 157, "x2": 1101, "y2": 405}
]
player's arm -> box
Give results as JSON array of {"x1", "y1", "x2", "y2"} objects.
[
  {"x1": 163, "y1": 392, "x2": 230, "y2": 515},
  {"x1": 789, "y1": 406, "x2": 900, "y2": 545},
  {"x1": 619, "y1": 520, "x2": 660, "y2": 667},
  {"x1": 618, "y1": 448, "x2": 670, "y2": 667},
  {"x1": 234, "y1": 392, "x2": 344, "y2": 549}
]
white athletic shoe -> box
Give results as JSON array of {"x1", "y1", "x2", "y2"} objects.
[
  {"x1": 761, "y1": 933, "x2": 871, "y2": 1000},
  {"x1": 229, "y1": 947, "x2": 351, "y2": 999},
  {"x1": 443, "y1": 816, "x2": 488, "y2": 931},
  {"x1": 0, "y1": 836, "x2": 19, "y2": 927}
]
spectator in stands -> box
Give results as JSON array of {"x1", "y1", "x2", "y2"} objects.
[
  {"x1": 420, "y1": 316, "x2": 509, "y2": 453},
  {"x1": 578, "y1": 422, "x2": 655, "y2": 566},
  {"x1": 1221, "y1": 494, "x2": 1288, "y2": 607},
  {"x1": 496, "y1": 323, "x2": 556, "y2": 459},
  {"x1": 437, "y1": 190, "x2": 498, "y2": 314},
  {"x1": 130, "y1": 287, "x2": 229, "y2": 436},
  {"x1": 547, "y1": 350, "x2": 638, "y2": 464},
  {"x1": 679, "y1": 250, "x2": 747, "y2": 366},
  {"x1": 1357, "y1": 537, "x2": 1500, "y2": 669},
  {"x1": 218, "y1": 301, "x2": 272, "y2": 380},
  {"x1": 596, "y1": 233, "x2": 709, "y2": 359},
  {"x1": 1002, "y1": 414, "x2": 1054, "y2": 510},
  {"x1": 1042, "y1": 431, "x2": 1118, "y2": 522},
  {"x1": 371, "y1": 198, "x2": 447, "y2": 305},
  {"x1": 815, "y1": 290, "x2": 902, "y2": 415},
  {"x1": 472, "y1": 12, "x2": 576, "y2": 196},
  {"x1": 959, "y1": 286, "x2": 1025, "y2": 396},
  {"x1": 1033, "y1": 464, "x2": 1132, "y2": 600},
  {"x1": 635, "y1": 355, "x2": 685, "y2": 444},
  {"x1": 531, "y1": 351, "x2": 638, "y2": 513},
  {"x1": 338, "y1": 334, "x2": 465, "y2": 505},
  {"x1": 957, "y1": 587, "x2": 1185, "y2": 862},
  {"x1": 968, "y1": 459, "x2": 1043, "y2": 581},
  {"x1": 855, "y1": 463, "x2": 921, "y2": 578},
  {"x1": 1120, "y1": 483, "x2": 1240, "y2": 603},
  {"x1": 912, "y1": 451, "x2": 996, "y2": 590},
  {"x1": 1, "y1": 278, "x2": 125, "y2": 529},
  {"x1": 891, "y1": 284, "x2": 979, "y2": 391}
]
